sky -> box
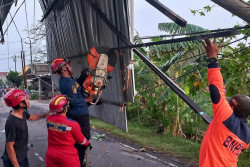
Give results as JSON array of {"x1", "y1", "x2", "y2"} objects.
[
  {"x1": 134, "y1": 0, "x2": 245, "y2": 36},
  {"x1": 0, "y1": 0, "x2": 44, "y2": 73},
  {"x1": 0, "y1": 0, "x2": 247, "y2": 72}
]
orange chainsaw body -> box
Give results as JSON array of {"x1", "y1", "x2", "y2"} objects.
[{"x1": 83, "y1": 46, "x2": 116, "y2": 104}]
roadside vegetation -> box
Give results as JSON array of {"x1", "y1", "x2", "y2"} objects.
[
  {"x1": 90, "y1": 117, "x2": 250, "y2": 167},
  {"x1": 92, "y1": 21, "x2": 249, "y2": 166}
]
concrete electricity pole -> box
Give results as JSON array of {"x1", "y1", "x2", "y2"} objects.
[
  {"x1": 21, "y1": 51, "x2": 27, "y2": 88},
  {"x1": 12, "y1": 55, "x2": 17, "y2": 72}
]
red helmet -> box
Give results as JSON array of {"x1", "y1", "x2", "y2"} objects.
[
  {"x1": 4, "y1": 89, "x2": 27, "y2": 107},
  {"x1": 49, "y1": 95, "x2": 69, "y2": 113},
  {"x1": 50, "y1": 58, "x2": 70, "y2": 74}
]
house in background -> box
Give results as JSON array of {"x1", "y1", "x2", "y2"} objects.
[{"x1": 26, "y1": 63, "x2": 59, "y2": 99}]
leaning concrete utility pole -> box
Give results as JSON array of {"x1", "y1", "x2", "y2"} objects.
[{"x1": 211, "y1": 0, "x2": 250, "y2": 23}]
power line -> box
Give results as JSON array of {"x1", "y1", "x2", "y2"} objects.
[
  {"x1": 24, "y1": 0, "x2": 30, "y2": 37},
  {"x1": 6, "y1": 17, "x2": 10, "y2": 69},
  {"x1": 3, "y1": 0, "x2": 25, "y2": 36},
  {"x1": 33, "y1": 0, "x2": 36, "y2": 26},
  {"x1": 0, "y1": 50, "x2": 30, "y2": 56},
  {"x1": 172, "y1": 36, "x2": 249, "y2": 65},
  {"x1": 135, "y1": 25, "x2": 250, "y2": 40},
  {"x1": 137, "y1": 45, "x2": 249, "y2": 95},
  {"x1": 9, "y1": 13, "x2": 22, "y2": 41}
]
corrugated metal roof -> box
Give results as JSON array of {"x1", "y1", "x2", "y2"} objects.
[
  {"x1": 0, "y1": 0, "x2": 14, "y2": 26},
  {"x1": 39, "y1": 0, "x2": 134, "y2": 131},
  {"x1": 0, "y1": 0, "x2": 14, "y2": 42}
]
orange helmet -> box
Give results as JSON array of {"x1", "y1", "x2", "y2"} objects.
[
  {"x1": 4, "y1": 89, "x2": 27, "y2": 107},
  {"x1": 50, "y1": 58, "x2": 70, "y2": 74},
  {"x1": 49, "y1": 95, "x2": 69, "y2": 113}
]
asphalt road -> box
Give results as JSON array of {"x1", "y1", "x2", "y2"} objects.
[{"x1": 0, "y1": 100, "x2": 191, "y2": 167}]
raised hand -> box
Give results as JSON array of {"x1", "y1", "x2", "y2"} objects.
[{"x1": 202, "y1": 38, "x2": 222, "y2": 58}]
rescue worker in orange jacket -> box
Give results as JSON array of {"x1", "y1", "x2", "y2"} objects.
[
  {"x1": 46, "y1": 95, "x2": 92, "y2": 167},
  {"x1": 199, "y1": 38, "x2": 250, "y2": 167}
]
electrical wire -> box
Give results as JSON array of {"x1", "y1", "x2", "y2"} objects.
[
  {"x1": 6, "y1": 17, "x2": 10, "y2": 69},
  {"x1": 24, "y1": 0, "x2": 30, "y2": 38},
  {"x1": 137, "y1": 67, "x2": 201, "y2": 95},
  {"x1": 136, "y1": 46, "x2": 249, "y2": 95},
  {"x1": 172, "y1": 36, "x2": 249, "y2": 65},
  {"x1": 3, "y1": 0, "x2": 25, "y2": 36},
  {"x1": 135, "y1": 25, "x2": 250, "y2": 40},
  {"x1": 8, "y1": 12, "x2": 22, "y2": 42}
]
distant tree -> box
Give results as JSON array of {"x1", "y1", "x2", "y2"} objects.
[
  {"x1": 26, "y1": 22, "x2": 47, "y2": 63},
  {"x1": 0, "y1": 79, "x2": 4, "y2": 86},
  {"x1": 6, "y1": 71, "x2": 23, "y2": 87}
]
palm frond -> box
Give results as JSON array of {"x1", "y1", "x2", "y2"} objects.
[
  {"x1": 160, "y1": 52, "x2": 186, "y2": 72},
  {"x1": 158, "y1": 22, "x2": 206, "y2": 34}
]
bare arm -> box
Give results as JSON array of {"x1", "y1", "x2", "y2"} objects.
[
  {"x1": 6, "y1": 142, "x2": 20, "y2": 167},
  {"x1": 28, "y1": 112, "x2": 50, "y2": 121}
]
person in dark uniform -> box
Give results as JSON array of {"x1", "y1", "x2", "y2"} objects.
[
  {"x1": 1, "y1": 89, "x2": 49, "y2": 167},
  {"x1": 199, "y1": 38, "x2": 250, "y2": 167},
  {"x1": 46, "y1": 94, "x2": 92, "y2": 167},
  {"x1": 51, "y1": 58, "x2": 92, "y2": 167}
]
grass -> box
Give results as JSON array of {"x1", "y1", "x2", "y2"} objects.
[
  {"x1": 90, "y1": 117, "x2": 200, "y2": 166},
  {"x1": 90, "y1": 117, "x2": 250, "y2": 167}
]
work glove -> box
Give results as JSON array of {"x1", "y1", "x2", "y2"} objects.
[
  {"x1": 85, "y1": 95, "x2": 93, "y2": 103},
  {"x1": 86, "y1": 143, "x2": 93, "y2": 150},
  {"x1": 81, "y1": 67, "x2": 89, "y2": 75}
]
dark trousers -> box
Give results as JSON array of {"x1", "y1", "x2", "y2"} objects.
[
  {"x1": 1, "y1": 154, "x2": 29, "y2": 167},
  {"x1": 66, "y1": 113, "x2": 90, "y2": 166}
]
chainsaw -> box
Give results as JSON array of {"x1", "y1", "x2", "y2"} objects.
[{"x1": 82, "y1": 46, "x2": 117, "y2": 105}]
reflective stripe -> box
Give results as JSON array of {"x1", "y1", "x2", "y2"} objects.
[
  {"x1": 66, "y1": 127, "x2": 72, "y2": 131},
  {"x1": 80, "y1": 138, "x2": 87, "y2": 145},
  {"x1": 51, "y1": 58, "x2": 64, "y2": 65},
  {"x1": 47, "y1": 122, "x2": 72, "y2": 132},
  {"x1": 55, "y1": 97, "x2": 67, "y2": 105}
]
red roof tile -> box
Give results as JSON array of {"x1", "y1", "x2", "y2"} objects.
[{"x1": 0, "y1": 72, "x2": 8, "y2": 76}]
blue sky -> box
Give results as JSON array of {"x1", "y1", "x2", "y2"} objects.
[{"x1": 0, "y1": 0, "x2": 246, "y2": 72}]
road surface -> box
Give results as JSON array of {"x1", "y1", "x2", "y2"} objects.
[{"x1": 0, "y1": 100, "x2": 193, "y2": 167}]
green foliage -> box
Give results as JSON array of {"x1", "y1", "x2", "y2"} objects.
[
  {"x1": 238, "y1": 149, "x2": 250, "y2": 167},
  {"x1": 130, "y1": 23, "x2": 249, "y2": 164},
  {"x1": 19, "y1": 84, "x2": 24, "y2": 90},
  {"x1": 190, "y1": 4, "x2": 216, "y2": 16},
  {"x1": 0, "y1": 79, "x2": 5, "y2": 87},
  {"x1": 30, "y1": 93, "x2": 39, "y2": 100},
  {"x1": 129, "y1": 23, "x2": 214, "y2": 139},
  {"x1": 220, "y1": 44, "x2": 250, "y2": 96},
  {"x1": 90, "y1": 117, "x2": 200, "y2": 166},
  {"x1": 203, "y1": 5, "x2": 212, "y2": 12},
  {"x1": 158, "y1": 23, "x2": 206, "y2": 34},
  {"x1": 6, "y1": 71, "x2": 23, "y2": 87}
]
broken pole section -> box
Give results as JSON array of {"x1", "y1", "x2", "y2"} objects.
[
  {"x1": 145, "y1": 0, "x2": 187, "y2": 27},
  {"x1": 89, "y1": 2, "x2": 212, "y2": 124}
]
